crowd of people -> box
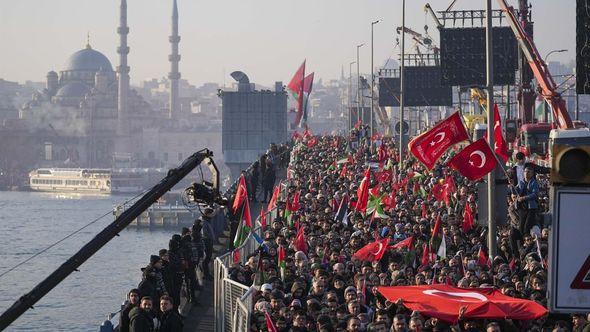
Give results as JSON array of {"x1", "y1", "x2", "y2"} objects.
[
  {"x1": 225, "y1": 132, "x2": 590, "y2": 332},
  {"x1": 116, "y1": 143, "x2": 290, "y2": 332}
]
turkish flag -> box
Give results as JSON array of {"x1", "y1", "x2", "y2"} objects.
[
  {"x1": 355, "y1": 168, "x2": 371, "y2": 213},
  {"x1": 389, "y1": 236, "x2": 414, "y2": 250},
  {"x1": 377, "y1": 285, "x2": 548, "y2": 323},
  {"x1": 431, "y1": 183, "x2": 446, "y2": 202},
  {"x1": 462, "y1": 202, "x2": 474, "y2": 233},
  {"x1": 448, "y1": 138, "x2": 497, "y2": 181},
  {"x1": 493, "y1": 104, "x2": 510, "y2": 162},
  {"x1": 352, "y1": 238, "x2": 389, "y2": 262},
  {"x1": 409, "y1": 112, "x2": 469, "y2": 170},
  {"x1": 232, "y1": 175, "x2": 249, "y2": 213},
  {"x1": 294, "y1": 226, "x2": 308, "y2": 253}
]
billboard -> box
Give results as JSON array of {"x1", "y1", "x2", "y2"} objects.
[
  {"x1": 378, "y1": 66, "x2": 453, "y2": 107},
  {"x1": 439, "y1": 27, "x2": 518, "y2": 86}
]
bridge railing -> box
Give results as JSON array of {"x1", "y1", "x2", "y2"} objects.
[
  {"x1": 213, "y1": 151, "x2": 285, "y2": 332},
  {"x1": 100, "y1": 146, "x2": 290, "y2": 331}
]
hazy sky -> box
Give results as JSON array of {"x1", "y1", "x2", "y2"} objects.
[{"x1": 0, "y1": 0, "x2": 576, "y2": 87}]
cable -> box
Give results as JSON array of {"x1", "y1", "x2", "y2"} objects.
[{"x1": 0, "y1": 190, "x2": 149, "y2": 280}]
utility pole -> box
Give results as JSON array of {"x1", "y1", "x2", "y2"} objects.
[
  {"x1": 357, "y1": 44, "x2": 365, "y2": 127},
  {"x1": 399, "y1": 0, "x2": 406, "y2": 160},
  {"x1": 349, "y1": 61, "x2": 356, "y2": 132},
  {"x1": 371, "y1": 20, "x2": 381, "y2": 141},
  {"x1": 486, "y1": 0, "x2": 497, "y2": 259}
]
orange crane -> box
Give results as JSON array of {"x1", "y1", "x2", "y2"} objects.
[{"x1": 497, "y1": 0, "x2": 574, "y2": 129}]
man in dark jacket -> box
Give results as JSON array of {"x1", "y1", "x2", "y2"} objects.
[
  {"x1": 129, "y1": 296, "x2": 155, "y2": 332},
  {"x1": 120, "y1": 288, "x2": 140, "y2": 332},
  {"x1": 262, "y1": 159, "x2": 276, "y2": 203},
  {"x1": 167, "y1": 236, "x2": 184, "y2": 310},
  {"x1": 509, "y1": 152, "x2": 550, "y2": 185},
  {"x1": 158, "y1": 295, "x2": 183, "y2": 332}
]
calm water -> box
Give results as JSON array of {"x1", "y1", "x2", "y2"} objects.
[{"x1": 0, "y1": 191, "x2": 179, "y2": 331}]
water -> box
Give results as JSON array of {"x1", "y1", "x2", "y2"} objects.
[{"x1": 0, "y1": 191, "x2": 179, "y2": 331}]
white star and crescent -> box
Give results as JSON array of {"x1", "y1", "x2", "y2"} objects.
[
  {"x1": 429, "y1": 132, "x2": 446, "y2": 147},
  {"x1": 423, "y1": 289, "x2": 488, "y2": 302},
  {"x1": 372, "y1": 242, "x2": 384, "y2": 256},
  {"x1": 468, "y1": 150, "x2": 486, "y2": 168}
]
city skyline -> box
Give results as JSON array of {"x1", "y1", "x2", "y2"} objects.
[{"x1": 0, "y1": 0, "x2": 576, "y2": 86}]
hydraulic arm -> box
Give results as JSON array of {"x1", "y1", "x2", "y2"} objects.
[{"x1": 0, "y1": 149, "x2": 220, "y2": 329}]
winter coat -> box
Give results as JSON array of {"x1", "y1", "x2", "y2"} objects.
[
  {"x1": 157, "y1": 310, "x2": 183, "y2": 332},
  {"x1": 129, "y1": 307, "x2": 154, "y2": 332}
]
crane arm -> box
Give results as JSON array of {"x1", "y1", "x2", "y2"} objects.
[
  {"x1": 497, "y1": 0, "x2": 573, "y2": 129},
  {"x1": 0, "y1": 149, "x2": 220, "y2": 329},
  {"x1": 424, "y1": 4, "x2": 444, "y2": 29}
]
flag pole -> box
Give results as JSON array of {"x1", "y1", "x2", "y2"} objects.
[{"x1": 485, "y1": 0, "x2": 497, "y2": 259}]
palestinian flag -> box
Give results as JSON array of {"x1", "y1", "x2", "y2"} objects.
[
  {"x1": 278, "y1": 245, "x2": 286, "y2": 281},
  {"x1": 284, "y1": 191, "x2": 300, "y2": 225},
  {"x1": 367, "y1": 195, "x2": 388, "y2": 220},
  {"x1": 334, "y1": 194, "x2": 349, "y2": 226},
  {"x1": 233, "y1": 199, "x2": 252, "y2": 248}
]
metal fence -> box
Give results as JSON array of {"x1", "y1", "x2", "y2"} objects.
[
  {"x1": 213, "y1": 186, "x2": 282, "y2": 332},
  {"x1": 99, "y1": 147, "x2": 290, "y2": 331}
]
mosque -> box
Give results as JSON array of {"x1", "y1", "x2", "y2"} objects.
[{"x1": 11, "y1": 0, "x2": 217, "y2": 169}]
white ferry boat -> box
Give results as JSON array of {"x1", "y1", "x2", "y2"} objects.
[{"x1": 29, "y1": 168, "x2": 111, "y2": 194}]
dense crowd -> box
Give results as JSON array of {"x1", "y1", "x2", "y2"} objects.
[
  {"x1": 115, "y1": 143, "x2": 290, "y2": 332},
  {"x1": 226, "y1": 130, "x2": 590, "y2": 332}
]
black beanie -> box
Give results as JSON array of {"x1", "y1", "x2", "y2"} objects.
[{"x1": 150, "y1": 255, "x2": 161, "y2": 265}]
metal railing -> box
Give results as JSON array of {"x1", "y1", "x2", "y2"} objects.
[
  {"x1": 99, "y1": 147, "x2": 290, "y2": 331},
  {"x1": 213, "y1": 174, "x2": 284, "y2": 332}
]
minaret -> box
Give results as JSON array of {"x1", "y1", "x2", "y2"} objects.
[
  {"x1": 168, "y1": 0, "x2": 181, "y2": 119},
  {"x1": 117, "y1": 0, "x2": 130, "y2": 135}
]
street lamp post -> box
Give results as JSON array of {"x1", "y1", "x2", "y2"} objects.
[
  {"x1": 485, "y1": 0, "x2": 496, "y2": 259},
  {"x1": 544, "y1": 49, "x2": 567, "y2": 65},
  {"x1": 543, "y1": 49, "x2": 567, "y2": 122},
  {"x1": 399, "y1": 0, "x2": 406, "y2": 160},
  {"x1": 371, "y1": 20, "x2": 381, "y2": 142},
  {"x1": 349, "y1": 61, "x2": 356, "y2": 132},
  {"x1": 357, "y1": 43, "x2": 365, "y2": 128}
]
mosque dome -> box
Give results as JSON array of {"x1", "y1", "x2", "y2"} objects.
[
  {"x1": 63, "y1": 45, "x2": 113, "y2": 72},
  {"x1": 55, "y1": 82, "x2": 91, "y2": 98}
]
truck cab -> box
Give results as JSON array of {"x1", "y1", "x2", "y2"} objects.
[{"x1": 514, "y1": 123, "x2": 553, "y2": 158}]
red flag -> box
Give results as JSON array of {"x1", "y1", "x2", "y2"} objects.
[
  {"x1": 355, "y1": 168, "x2": 371, "y2": 213},
  {"x1": 462, "y1": 203, "x2": 474, "y2": 233},
  {"x1": 264, "y1": 311, "x2": 278, "y2": 332},
  {"x1": 303, "y1": 127, "x2": 312, "y2": 139},
  {"x1": 477, "y1": 247, "x2": 490, "y2": 267},
  {"x1": 339, "y1": 164, "x2": 348, "y2": 178},
  {"x1": 287, "y1": 60, "x2": 306, "y2": 125},
  {"x1": 382, "y1": 191, "x2": 396, "y2": 210},
  {"x1": 493, "y1": 104, "x2": 509, "y2": 162},
  {"x1": 306, "y1": 136, "x2": 318, "y2": 148},
  {"x1": 267, "y1": 184, "x2": 280, "y2": 211},
  {"x1": 409, "y1": 112, "x2": 469, "y2": 169},
  {"x1": 286, "y1": 191, "x2": 301, "y2": 212},
  {"x1": 294, "y1": 226, "x2": 308, "y2": 253},
  {"x1": 389, "y1": 236, "x2": 414, "y2": 250},
  {"x1": 352, "y1": 238, "x2": 390, "y2": 262},
  {"x1": 421, "y1": 244, "x2": 430, "y2": 266},
  {"x1": 233, "y1": 250, "x2": 239, "y2": 265},
  {"x1": 377, "y1": 285, "x2": 548, "y2": 323},
  {"x1": 378, "y1": 144, "x2": 388, "y2": 162},
  {"x1": 370, "y1": 183, "x2": 381, "y2": 197},
  {"x1": 431, "y1": 183, "x2": 446, "y2": 202},
  {"x1": 448, "y1": 138, "x2": 497, "y2": 181},
  {"x1": 421, "y1": 202, "x2": 428, "y2": 218},
  {"x1": 260, "y1": 206, "x2": 267, "y2": 231},
  {"x1": 232, "y1": 175, "x2": 249, "y2": 213},
  {"x1": 291, "y1": 130, "x2": 301, "y2": 141}
]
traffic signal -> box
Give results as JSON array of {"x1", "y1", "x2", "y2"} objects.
[{"x1": 550, "y1": 129, "x2": 590, "y2": 185}]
